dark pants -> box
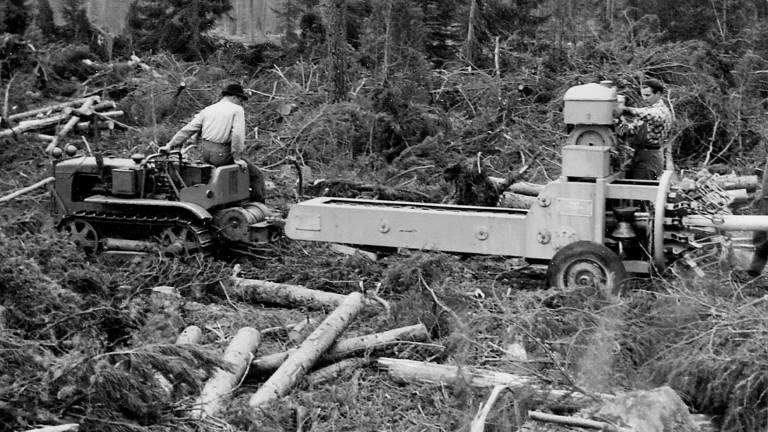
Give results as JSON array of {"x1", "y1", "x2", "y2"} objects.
[
  {"x1": 626, "y1": 148, "x2": 663, "y2": 180},
  {"x1": 750, "y1": 197, "x2": 768, "y2": 276},
  {"x1": 201, "y1": 140, "x2": 266, "y2": 203}
]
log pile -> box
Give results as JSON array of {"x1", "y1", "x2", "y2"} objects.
[
  {"x1": 1, "y1": 96, "x2": 126, "y2": 153},
  {"x1": 166, "y1": 275, "x2": 618, "y2": 425}
]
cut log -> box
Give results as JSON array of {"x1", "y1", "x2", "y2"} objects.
[
  {"x1": 251, "y1": 323, "x2": 430, "y2": 374},
  {"x1": 713, "y1": 174, "x2": 758, "y2": 192},
  {"x1": 0, "y1": 177, "x2": 55, "y2": 203},
  {"x1": 192, "y1": 327, "x2": 261, "y2": 418},
  {"x1": 0, "y1": 113, "x2": 69, "y2": 138},
  {"x1": 176, "y1": 325, "x2": 203, "y2": 345},
  {"x1": 497, "y1": 191, "x2": 535, "y2": 209},
  {"x1": 46, "y1": 96, "x2": 99, "y2": 153},
  {"x1": 528, "y1": 411, "x2": 628, "y2": 432},
  {"x1": 507, "y1": 182, "x2": 544, "y2": 196},
  {"x1": 248, "y1": 291, "x2": 365, "y2": 409},
  {"x1": 231, "y1": 277, "x2": 378, "y2": 310},
  {"x1": 376, "y1": 358, "x2": 606, "y2": 409},
  {"x1": 305, "y1": 358, "x2": 370, "y2": 386},
  {"x1": 9, "y1": 98, "x2": 91, "y2": 122},
  {"x1": 22, "y1": 424, "x2": 79, "y2": 432}
]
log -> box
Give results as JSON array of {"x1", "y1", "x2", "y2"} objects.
[
  {"x1": 497, "y1": 191, "x2": 535, "y2": 209},
  {"x1": 507, "y1": 182, "x2": 544, "y2": 197},
  {"x1": 22, "y1": 424, "x2": 79, "y2": 432},
  {"x1": 527, "y1": 410, "x2": 629, "y2": 432},
  {"x1": 376, "y1": 358, "x2": 605, "y2": 409},
  {"x1": 248, "y1": 291, "x2": 365, "y2": 409},
  {"x1": 0, "y1": 113, "x2": 69, "y2": 138},
  {"x1": 0, "y1": 177, "x2": 55, "y2": 203},
  {"x1": 713, "y1": 174, "x2": 758, "y2": 192},
  {"x1": 193, "y1": 327, "x2": 261, "y2": 418},
  {"x1": 305, "y1": 358, "x2": 370, "y2": 386},
  {"x1": 47, "y1": 97, "x2": 99, "y2": 153},
  {"x1": 9, "y1": 98, "x2": 91, "y2": 122},
  {"x1": 250, "y1": 323, "x2": 430, "y2": 374},
  {"x1": 176, "y1": 325, "x2": 203, "y2": 345},
  {"x1": 231, "y1": 277, "x2": 377, "y2": 310}
]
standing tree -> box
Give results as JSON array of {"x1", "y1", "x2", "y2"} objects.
[
  {"x1": 127, "y1": 0, "x2": 232, "y2": 60},
  {"x1": 323, "y1": 0, "x2": 349, "y2": 102},
  {"x1": 61, "y1": 0, "x2": 93, "y2": 43}
]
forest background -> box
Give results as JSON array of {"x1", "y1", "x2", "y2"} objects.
[{"x1": 1, "y1": 0, "x2": 767, "y2": 431}]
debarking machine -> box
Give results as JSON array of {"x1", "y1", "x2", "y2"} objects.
[{"x1": 284, "y1": 82, "x2": 761, "y2": 293}]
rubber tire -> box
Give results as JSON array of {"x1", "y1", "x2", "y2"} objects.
[{"x1": 546, "y1": 240, "x2": 627, "y2": 297}]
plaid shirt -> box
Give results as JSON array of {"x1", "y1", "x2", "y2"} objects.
[{"x1": 625, "y1": 99, "x2": 672, "y2": 148}]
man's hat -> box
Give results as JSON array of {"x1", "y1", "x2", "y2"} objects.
[{"x1": 222, "y1": 83, "x2": 248, "y2": 100}]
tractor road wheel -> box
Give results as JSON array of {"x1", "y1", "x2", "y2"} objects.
[
  {"x1": 159, "y1": 225, "x2": 204, "y2": 256},
  {"x1": 546, "y1": 241, "x2": 627, "y2": 297},
  {"x1": 62, "y1": 219, "x2": 100, "y2": 253}
]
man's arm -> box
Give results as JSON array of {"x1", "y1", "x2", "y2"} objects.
[
  {"x1": 230, "y1": 106, "x2": 246, "y2": 160},
  {"x1": 162, "y1": 113, "x2": 204, "y2": 152}
]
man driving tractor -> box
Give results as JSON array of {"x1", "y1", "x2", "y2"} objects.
[{"x1": 160, "y1": 83, "x2": 266, "y2": 203}]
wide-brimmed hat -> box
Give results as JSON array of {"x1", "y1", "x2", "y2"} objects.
[{"x1": 222, "y1": 83, "x2": 248, "y2": 100}]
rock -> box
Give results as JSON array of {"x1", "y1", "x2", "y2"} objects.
[{"x1": 595, "y1": 386, "x2": 699, "y2": 432}]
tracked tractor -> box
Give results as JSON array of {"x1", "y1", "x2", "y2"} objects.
[
  {"x1": 50, "y1": 148, "x2": 283, "y2": 257},
  {"x1": 284, "y1": 82, "x2": 762, "y2": 293}
]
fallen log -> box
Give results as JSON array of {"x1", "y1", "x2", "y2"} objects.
[
  {"x1": 193, "y1": 327, "x2": 261, "y2": 418},
  {"x1": 376, "y1": 358, "x2": 605, "y2": 409},
  {"x1": 527, "y1": 410, "x2": 629, "y2": 432},
  {"x1": 249, "y1": 291, "x2": 365, "y2": 409},
  {"x1": 497, "y1": 191, "x2": 535, "y2": 209},
  {"x1": 231, "y1": 277, "x2": 378, "y2": 310},
  {"x1": 22, "y1": 425, "x2": 79, "y2": 432},
  {"x1": 0, "y1": 113, "x2": 69, "y2": 138},
  {"x1": 47, "y1": 96, "x2": 99, "y2": 153},
  {"x1": 9, "y1": 98, "x2": 91, "y2": 122},
  {"x1": 0, "y1": 177, "x2": 55, "y2": 203},
  {"x1": 305, "y1": 358, "x2": 371, "y2": 386},
  {"x1": 250, "y1": 323, "x2": 430, "y2": 374}
]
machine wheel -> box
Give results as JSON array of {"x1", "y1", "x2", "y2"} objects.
[
  {"x1": 158, "y1": 225, "x2": 206, "y2": 255},
  {"x1": 546, "y1": 241, "x2": 627, "y2": 297},
  {"x1": 62, "y1": 219, "x2": 100, "y2": 253}
]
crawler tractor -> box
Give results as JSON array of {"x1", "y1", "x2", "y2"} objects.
[
  {"x1": 51, "y1": 148, "x2": 283, "y2": 256},
  {"x1": 284, "y1": 82, "x2": 765, "y2": 292}
]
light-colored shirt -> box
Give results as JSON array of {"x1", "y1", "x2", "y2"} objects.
[
  {"x1": 167, "y1": 97, "x2": 246, "y2": 153},
  {"x1": 625, "y1": 99, "x2": 672, "y2": 148}
]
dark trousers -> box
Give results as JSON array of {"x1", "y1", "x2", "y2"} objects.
[
  {"x1": 201, "y1": 140, "x2": 266, "y2": 203},
  {"x1": 626, "y1": 148, "x2": 663, "y2": 180},
  {"x1": 750, "y1": 197, "x2": 768, "y2": 275}
]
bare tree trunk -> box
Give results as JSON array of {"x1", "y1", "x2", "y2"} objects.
[
  {"x1": 248, "y1": 292, "x2": 365, "y2": 409},
  {"x1": 466, "y1": 0, "x2": 478, "y2": 65},
  {"x1": 324, "y1": 0, "x2": 349, "y2": 102}
]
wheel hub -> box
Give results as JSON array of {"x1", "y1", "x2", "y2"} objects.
[
  {"x1": 63, "y1": 219, "x2": 99, "y2": 252},
  {"x1": 565, "y1": 261, "x2": 605, "y2": 288}
]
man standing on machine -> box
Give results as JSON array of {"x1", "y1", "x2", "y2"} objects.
[
  {"x1": 160, "y1": 83, "x2": 266, "y2": 203},
  {"x1": 616, "y1": 78, "x2": 673, "y2": 180}
]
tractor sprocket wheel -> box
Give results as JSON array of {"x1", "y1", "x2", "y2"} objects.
[
  {"x1": 159, "y1": 225, "x2": 204, "y2": 255},
  {"x1": 63, "y1": 219, "x2": 100, "y2": 253},
  {"x1": 546, "y1": 240, "x2": 627, "y2": 297}
]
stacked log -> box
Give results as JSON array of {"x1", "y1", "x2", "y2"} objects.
[{"x1": 1, "y1": 96, "x2": 126, "y2": 153}]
